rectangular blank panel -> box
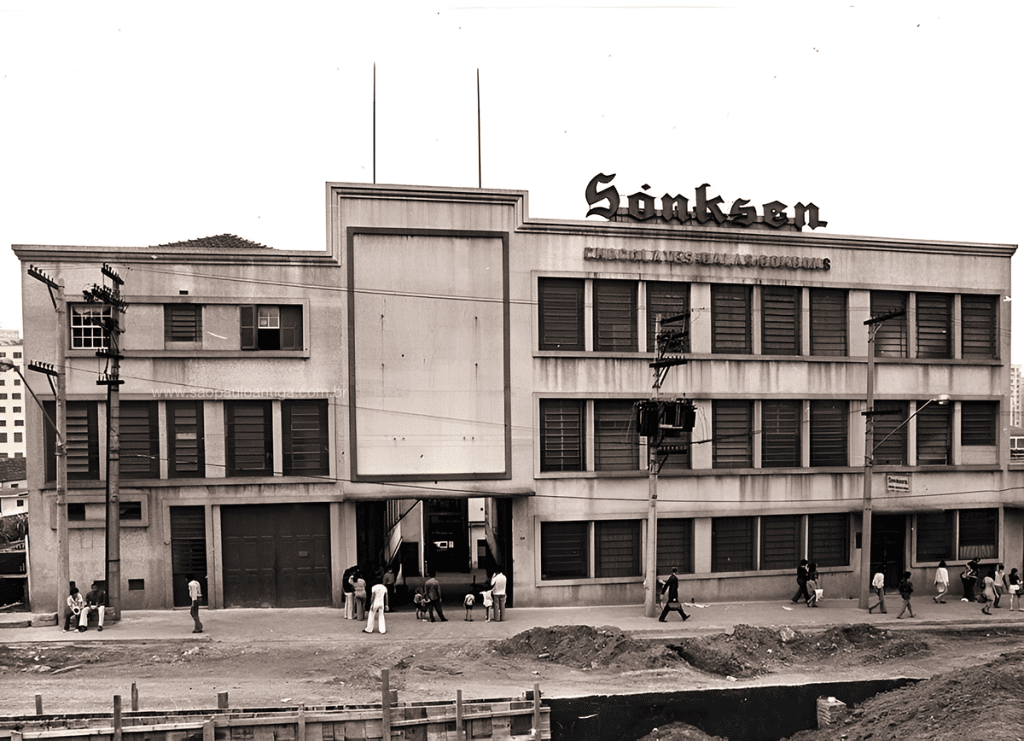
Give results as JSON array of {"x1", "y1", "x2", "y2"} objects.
[{"x1": 353, "y1": 233, "x2": 506, "y2": 477}]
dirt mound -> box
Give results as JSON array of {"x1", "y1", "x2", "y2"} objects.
[
  {"x1": 492, "y1": 624, "x2": 681, "y2": 670},
  {"x1": 638, "y1": 721, "x2": 727, "y2": 740}
]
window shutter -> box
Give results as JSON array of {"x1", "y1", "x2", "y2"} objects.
[
  {"x1": 760, "y1": 515, "x2": 801, "y2": 570},
  {"x1": 916, "y1": 402, "x2": 951, "y2": 465},
  {"x1": 915, "y1": 512, "x2": 953, "y2": 562},
  {"x1": 872, "y1": 402, "x2": 907, "y2": 465},
  {"x1": 961, "y1": 401, "x2": 997, "y2": 446},
  {"x1": 656, "y1": 518, "x2": 694, "y2": 575},
  {"x1": 593, "y1": 281, "x2": 637, "y2": 352},
  {"x1": 48, "y1": 401, "x2": 100, "y2": 481},
  {"x1": 168, "y1": 401, "x2": 204, "y2": 477},
  {"x1": 711, "y1": 517, "x2": 754, "y2": 572},
  {"x1": 761, "y1": 287, "x2": 800, "y2": 355},
  {"x1": 871, "y1": 292, "x2": 907, "y2": 357},
  {"x1": 810, "y1": 400, "x2": 848, "y2": 466},
  {"x1": 711, "y1": 285, "x2": 751, "y2": 353},
  {"x1": 958, "y1": 508, "x2": 998, "y2": 560},
  {"x1": 541, "y1": 521, "x2": 588, "y2": 579},
  {"x1": 539, "y1": 279, "x2": 584, "y2": 350},
  {"x1": 808, "y1": 513, "x2": 849, "y2": 567},
  {"x1": 595, "y1": 520, "x2": 641, "y2": 577},
  {"x1": 647, "y1": 282, "x2": 690, "y2": 354},
  {"x1": 916, "y1": 293, "x2": 952, "y2": 359},
  {"x1": 283, "y1": 399, "x2": 329, "y2": 475},
  {"x1": 164, "y1": 305, "x2": 202, "y2": 342},
  {"x1": 713, "y1": 400, "x2": 752, "y2": 468},
  {"x1": 120, "y1": 401, "x2": 159, "y2": 478},
  {"x1": 761, "y1": 400, "x2": 801, "y2": 467},
  {"x1": 280, "y1": 305, "x2": 304, "y2": 351},
  {"x1": 962, "y1": 295, "x2": 997, "y2": 359},
  {"x1": 240, "y1": 305, "x2": 258, "y2": 350},
  {"x1": 227, "y1": 402, "x2": 273, "y2": 475},
  {"x1": 593, "y1": 400, "x2": 639, "y2": 471},
  {"x1": 540, "y1": 399, "x2": 584, "y2": 472},
  {"x1": 810, "y1": 288, "x2": 847, "y2": 356}
]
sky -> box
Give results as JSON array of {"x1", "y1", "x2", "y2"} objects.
[{"x1": 1, "y1": 1, "x2": 1021, "y2": 358}]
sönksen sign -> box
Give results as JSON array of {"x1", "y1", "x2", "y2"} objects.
[{"x1": 585, "y1": 173, "x2": 828, "y2": 230}]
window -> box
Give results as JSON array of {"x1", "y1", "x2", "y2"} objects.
[
  {"x1": 916, "y1": 401, "x2": 950, "y2": 465},
  {"x1": 659, "y1": 428, "x2": 692, "y2": 472},
  {"x1": 0, "y1": 433, "x2": 5, "y2": 443},
  {"x1": 595, "y1": 520, "x2": 641, "y2": 577},
  {"x1": 13, "y1": 432, "x2": 22, "y2": 443},
  {"x1": 872, "y1": 402, "x2": 907, "y2": 465},
  {"x1": 915, "y1": 511, "x2": 954, "y2": 562},
  {"x1": 541, "y1": 521, "x2": 588, "y2": 579},
  {"x1": 810, "y1": 400, "x2": 848, "y2": 466},
  {"x1": 12, "y1": 393, "x2": 20, "y2": 400},
  {"x1": 711, "y1": 285, "x2": 751, "y2": 353},
  {"x1": 538, "y1": 278, "x2": 584, "y2": 351},
  {"x1": 14, "y1": 379, "x2": 20, "y2": 385},
  {"x1": 808, "y1": 513, "x2": 849, "y2": 567},
  {"x1": 761, "y1": 400, "x2": 801, "y2": 468},
  {"x1": 68, "y1": 503, "x2": 86, "y2": 521},
  {"x1": 283, "y1": 399, "x2": 329, "y2": 476},
  {"x1": 713, "y1": 400, "x2": 752, "y2": 468},
  {"x1": 164, "y1": 305, "x2": 203, "y2": 342},
  {"x1": 13, "y1": 352, "x2": 20, "y2": 359},
  {"x1": 961, "y1": 402, "x2": 998, "y2": 446},
  {"x1": 760, "y1": 515, "x2": 801, "y2": 570},
  {"x1": 226, "y1": 401, "x2": 273, "y2": 476},
  {"x1": 961, "y1": 294, "x2": 998, "y2": 359},
  {"x1": 45, "y1": 401, "x2": 100, "y2": 481},
  {"x1": 540, "y1": 399, "x2": 584, "y2": 472},
  {"x1": 959, "y1": 508, "x2": 998, "y2": 560},
  {"x1": 120, "y1": 401, "x2": 159, "y2": 479},
  {"x1": 70, "y1": 304, "x2": 112, "y2": 350},
  {"x1": 761, "y1": 286, "x2": 800, "y2": 355},
  {"x1": 657, "y1": 518, "x2": 694, "y2": 575},
  {"x1": 916, "y1": 293, "x2": 952, "y2": 359},
  {"x1": 128, "y1": 579, "x2": 145, "y2": 591},
  {"x1": 916, "y1": 509, "x2": 998, "y2": 563},
  {"x1": 12, "y1": 407, "x2": 20, "y2": 414},
  {"x1": 240, "y1": 305, "x2": 303, "y2": 351},
  {"x1": 870, "y1": 292, "x2": 907, "y2": 358},
  {"x1": 593, "y1": 400, "x2": 638, "y2": 471},
  {"x1": 711, "y1": 517, "x2": 755, "y2": 572},
  {"x1": 167, "y1": 401, "x2": 205, "y2": 477},
  {"x1": 809, "y1": 288, "x2": 847, "y2": 356},
  {"x1": 593, "y1": 281, "x2": 637, "y2": 352},
  {"x1": 119, "y1": 501, "x2": 143, "y2": 520},
  {"x1": 647, "y1": 282, "x2": 690, "y2": 355}
]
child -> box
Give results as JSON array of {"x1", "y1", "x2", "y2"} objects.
[
  {"x1": 897, "y1": 571, "x2": 915, "y2": 619},
  {"x1": 1007, "y1": 568, "x2": 1021, "y2": 611},
  {"x1": 463, "y1": 591, "x2": 476, "y2": 621},
  {"x1": 481, "y1": 589, "x2": 493, "y2": 622},
  {"x1": 413, "y1": 587, "x2": 427, "y2": 621}
]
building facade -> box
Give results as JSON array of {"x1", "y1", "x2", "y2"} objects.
[
  {"x1": 14, "y1": 181, "x2": 1023, "y2": 613},
  {"x1": 0, "y1": 338, "x2": 26, "y2": 460}
]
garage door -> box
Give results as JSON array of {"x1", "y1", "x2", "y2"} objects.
[{"x1": 222, "y1": 503, "x2": 332, "y2": 608}]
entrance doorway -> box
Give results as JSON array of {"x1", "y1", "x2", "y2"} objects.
[
  {"x1": 425, "y1": 499, "x2": 469, "y2": 575},
  {"x1": 871, "y1": 514, "x2": 906, "y2": 589}
]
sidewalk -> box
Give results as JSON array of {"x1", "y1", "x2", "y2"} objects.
[{"x1": 2, "y1": 595, "x2": 1020, "y2": 642}]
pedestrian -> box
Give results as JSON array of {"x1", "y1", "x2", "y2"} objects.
[
  {"x1": 868, "y1": 569, "x2": 887, "y2": 614},
  {"x1": 363, "y1": 579, "x2": 388, "y2": 634},
  {"x1": 424, "y1": 574, "x2": 447, "y2": 622},
  {"x1": 993, "y1": 563, "x2": 1005, "y2": 607},
  {"x1": 897, "y1": 571, "x2": 915, "y2": 619},
  {"x1": 791, "y1": 559, "x2": 810, "y2": 604},
  {"x1": 658, "y1": 567, "x2": 690, "y2": 622},
  {"x1": 351, "y1": 571, "x2": 367, "y2": 621},
  {"x1": 82, "y1": 581, "x2": 107, "y2": 631},
  {"x1": 342, "y1": 565, "x2": 357, "y2": 619},
  {"x1": 464, "y1": 590, "x2": 475, "y2": 621},
  {"x1": 1007, "y1": 568, "x2": 1021, "y2": 611},
  {"x1": 64, "y1": 586, "x2": 84, "y2": 632},
  {"x1": 805, "y1": 565, "x2": 820, "y2": 608},
  {"x1": 960, "y1": 559, "x2": 979, "y2": 602},
  {"x1": 187, "y1": 574, "x2": 203, "y2": 633},
  {"x1": 491, "y1": 566, "x2": 507, "y2": 622},
  {"x1": 481, "y1": 588, "x2": 493, "y2": 621},
  {"x1": 413, "y1": 587, "x2": 427, "y2": 620},
  {"x1": 382, "y1": 567, "x2": 396, "y2": 612},
  {"x1": 933, "y1": 560, "x2": 949, "y2": 604},
  {"x1": 981, "y1": 568, "x2": 997, "y2": 615}
]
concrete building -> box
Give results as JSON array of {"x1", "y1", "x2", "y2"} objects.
[
  {"x1": 0, "y1": 338, "x2": 26, "y2": 460},
  {"x1": 1011, "y1": 365, "x2": 1021, "y2": 429},
  {"x1": 14, "y1": 181, "x2": 1023, "y2": 613}
]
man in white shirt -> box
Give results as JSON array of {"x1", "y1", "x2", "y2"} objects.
[
  {"x1": 490, "y1": 568, "x2": 507, "y2": 622},
  {"x1": 363, "y1": 579, "x2": 388, "y2": 634},
  {"x1": 868, "y1": 569, "x2": 887, "y2": 614},
  {"x1": 187, "y1": 574, "x2": 204, "y2": 633}
]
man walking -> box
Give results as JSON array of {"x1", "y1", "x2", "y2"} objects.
[
  {"x1": 424, "y1": 574, "x2": 447, "y2": 622},
  {"x1": 363, "y1": 578, "x2": 388, "y2": 634},
  {"x1": 491, "y1": 567, "x2": 507, "y2": 622},
  {"x1": 187, "y1": 574, "x2": 203, "y2": 633},
  {"x1": 658, "y1": 567, "x2": 690, "y2": 622},
  {"x1": 868, "y1": 568, "x2": 887, "y2": 613}
]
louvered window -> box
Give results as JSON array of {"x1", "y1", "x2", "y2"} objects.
[
  {"x1": 916, "y1": 401, "x2": 951, "y2": 465},
  {"x1": 659, "y1": 430, "x2": 692, "y2": 472},
  {"x1": 164, "y1": 305, "x2": 203, "y2": 342},
  {"x1": 711, "y1": 285, "x2": 752, "y2": 353},
  {"x1": 45, "y1": 401, "x2": 99, "y2": 481},
  {"x1": 283, "y1": 399, "x2": 329, "y2": 476},
  {"x1": 593, "y1": 281, "x2": 637, "y2": 352},
  {"x1": 870, "y1": 292, "x2": 907, "y2": 358},
  {"x1": 760, "y1": 515, "x2": 801, "y2": 570},
  {"x1": 168, "y1": 401, "x2": 205, "y2": 477},
  {"x1": 538, "y1": 278, "x2": 584, "y2": 351},
  {"x1": 808, "y1": 514, "x2": 849, "y2": 567},
  {"x1": 240, "y1": 305, "x2": 303, "y2": 351},
  {"x1": 961, "y1": 401, "x2": 997, "y2": 446},
  {"x1": 810, "y1": 288, "x2": 847, "y2": 356},
  {"x1": 915, "y1": 511, "x2": 954, "y2": 562},
  {"x1": 761, "y1": 400, "x2": 801, "y2": 468},
  {"x1": 595, "y1": 520, "x2": 641, "y2": 577},
  {"x1": 170, "y1": 506, "x2": 207, "y2": 607},
  {"x1": 541, "y1": 521, "x2": 588, "y2": 580},
  {"x1": 657, "y1": 518, "x2": 694, "y2": 575},
  {"x1": 647, "y1": 282, "x2": 690, "y2": 354},
  {"x1": 540, "y1": 399, "x2": 584, "y2": 472},
  {"x1": 961, "y1": 294, "x2": 998, "y2": 359},
  {"x1": 226, "y1": 401, "x2": 273, "y2": 476},
  {"x1": 120, "y1": 401, "x2": 159, "y2": 479},
  {"x1": 916, "y1": 293, "x2": 952, "y2": 359},
  {"x1": 958, "y1": 508, "x2": 998, "y2": 561},
  {"x1": 594, "y1": 400, "x2": 639, "y2": 471},
  {"x1": 872, "y1": 402, "x2": 907, "y2": 465},
  {"x1": 713, "y1": 400, "x2": 752, "y2": 469},
  {"x1": 810, "y1": 400, "x2": 848, "y2": 467},
  {"x1": 761, "y1": 287, "x2": 800, "y2": 355},
  {"x1": 711, "y1": 517, "x2": 754, "y2": 572}
]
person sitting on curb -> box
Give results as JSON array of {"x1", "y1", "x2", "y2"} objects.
[
  {"x1": 64, "y1": 586, "x2": 84, "y2": 632},
  {"x1": 82, "y1": 581, "x2": 107, "y2": 631}
]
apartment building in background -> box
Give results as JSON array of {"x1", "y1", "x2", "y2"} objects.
[{"x1": 0, "y1": 335, "x2": 25, "y2": 460}]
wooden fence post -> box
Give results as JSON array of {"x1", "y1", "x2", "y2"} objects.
[
  {"x1": 456, "y1": 689, "x2": 464, "y2": 741},
  {"x1": 296, "y1": 705, "x2": 306, "y2": 741},
  {"x1": 203, "y1": 718, "x2": 215, "y2": 741},
  {"x1": 113, "y1": 695, "x2": 122, "y2": 741},
  {"x1": 381, "y1": 669, "x2": 391, "y2": 740},
  {"x1": 35, "y1": 694, "x2": 43, "y2": 715},
  {"x1": 218, "y1": 692, "x2": 229, "y2": 709},
  {"x1": 532, "y1": 684, "x2": 541, "y2": 737},
  {"x1": 131, "y1": 683, "x2": 139, "y2": 711}
]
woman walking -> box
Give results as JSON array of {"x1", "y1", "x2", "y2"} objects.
[{"x1": 933, "y1": 560, "x2": 949, "y2": 603}]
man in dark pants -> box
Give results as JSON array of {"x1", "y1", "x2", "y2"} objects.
[
  {"x1": 187, "y1": 573, "x2": 203, "y2": 633},
  {"x1": 791, "y1": 559, "x2": 810, "y2": 604},
  {"x1": 424, "y1": 575, "x2": 447, "y2": 622},
  {"x1": 659, "y1": 567, "x2": 689, "y2": 622}
]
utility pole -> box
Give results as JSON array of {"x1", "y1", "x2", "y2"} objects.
[
  {"x1": 27, "y1": 266, "x2": 68, "y2": 622},
  {"x1": 85, "y1": 265, "x2": 126, "y2": 620}
]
